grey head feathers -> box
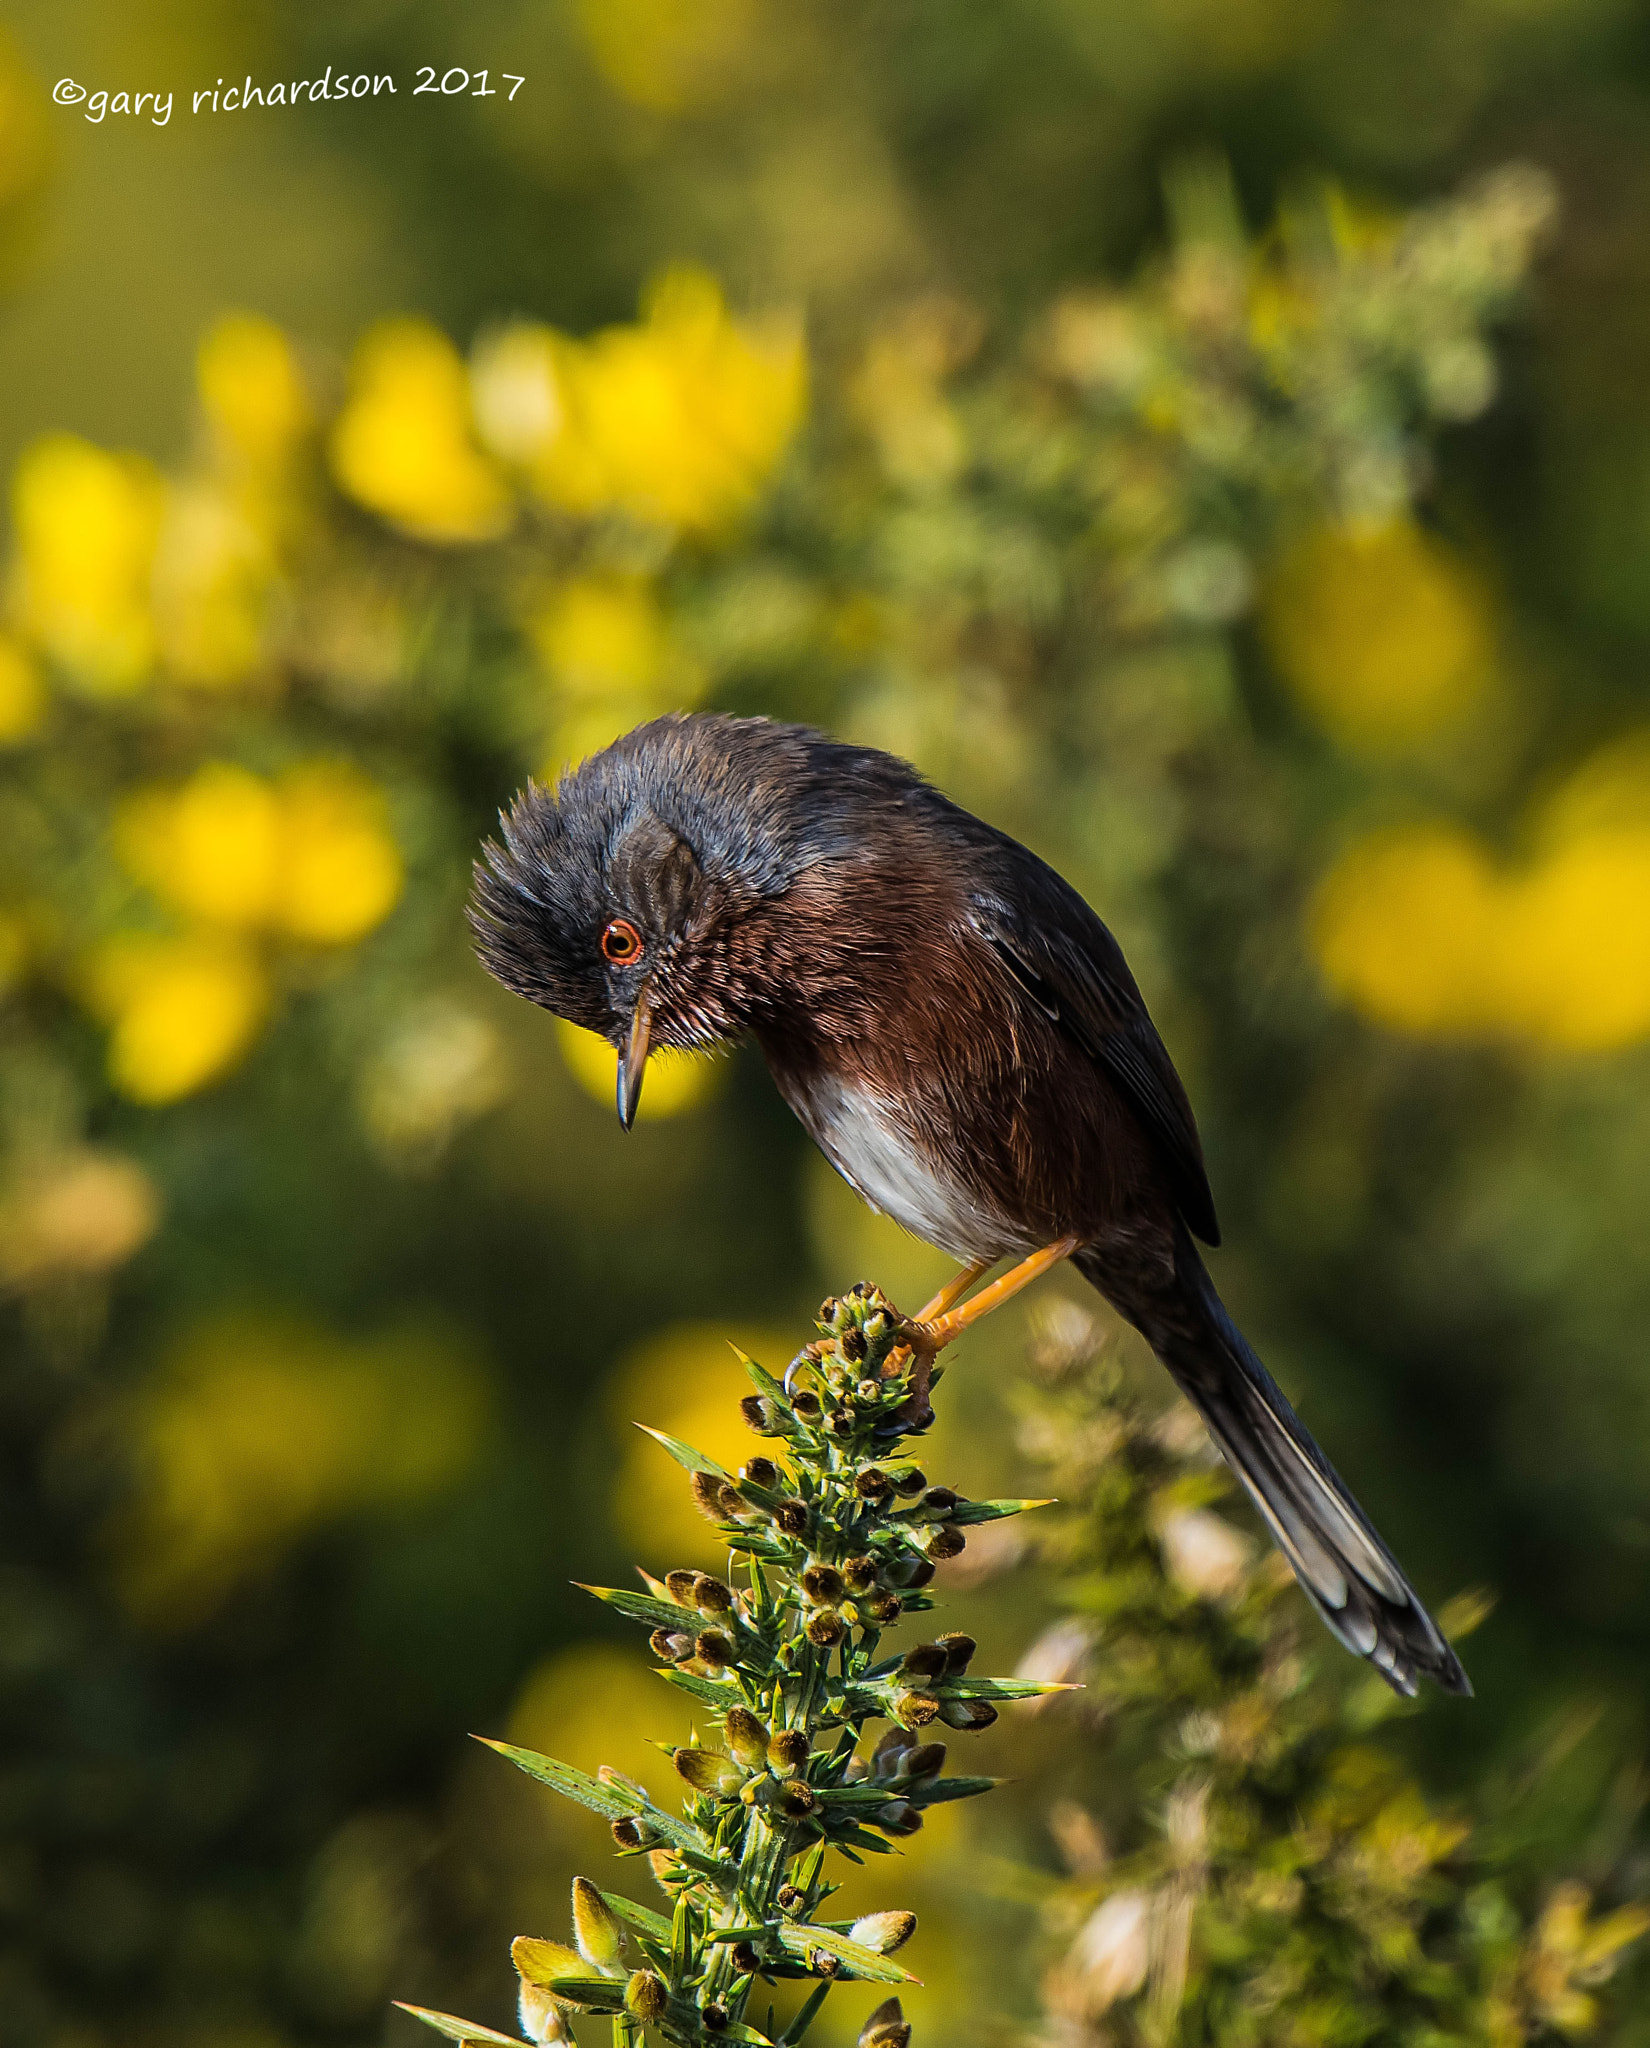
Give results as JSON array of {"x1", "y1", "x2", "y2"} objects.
[{"x1": 468, "y1": 712, "x2": 916, "y2": 1048}]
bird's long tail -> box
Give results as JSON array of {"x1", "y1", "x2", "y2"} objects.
[{"x1": 1075, "y1": 1230, "x2": 1469, "y2": 1697}]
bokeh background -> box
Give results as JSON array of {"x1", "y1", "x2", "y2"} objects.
[{"x1": 4, "y1": 3, "x2": 1650, "y2": 2044}]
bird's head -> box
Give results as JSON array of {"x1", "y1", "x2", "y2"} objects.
[{"x1": 468, "y1": 716, "x2": 826, "y2": 1126}]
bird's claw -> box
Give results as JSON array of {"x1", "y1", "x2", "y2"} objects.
[{"x1": 783, "y1": 1343, "x2": 823, "y2": 1396}]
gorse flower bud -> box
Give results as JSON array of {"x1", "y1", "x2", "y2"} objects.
[
  {"x1": 894, "y1": 1690, "x2": 941, "y2": 1728},
  {"x1": 691, "y1": 1469, "x2": 743, "y2": 1520},
  {"x1": 936, "y1": 1630, "x2": 976, "y2": 1671},
  {"x1": 774, "y1": 1497, "x2": 809, "y2": 1535},
  {"x1": 919, "y1": 1487, "x2": 959, "y2": 1515},
  {"x1": 805, "y1": 1607, "x2": 847, "y2": 1647},
  {"x1": 859, "y1": 1996, "x2": 913, "y2": 2048},
  {"x1": 926, "y1": 1524, "x2": 967, "y2": 1560},
  {"x1": 624, "y1": 1969, "x2": 669, "y2": 2021},
  {"x1": 673, "y1": 1746, "x2": 743, "y2": 1796},
  {"x1": 740, "y1": 1393, "x2": 782, "y2": 1434},
  {"x1": 940, "y1": 1696, "x2": 998, "y2": 1730},
  {"x1": 650, "y1": 1626, "x2": 693, "y2": 1662},
  {"x1": 778, "y1": 1778, "x2": 817, "y2": 1816},
  {"x1": 897, "y1": 1468, "x2": 927, "y2": 1496},
  {"x1": 844, "y1": 1553, "x2": 880, "y2": 1592},
  {"x1": 767, "y1": 1727, "x2": 811, "y2": 1774},
  {"x1": 724, "y1": 1706, "x2": 770, "y2": 1770},
  {"x1": 610, "y1": 1816, "x2": 656, "y2": 1849},
  {"x1": 855, "y1": 1465, "x2": 892, "y2": 1498},
  {"x1": 900, "y1": 1641, "x2": 948, "y2": 1679},
  {"x1": 511, "y1": 1937, "x2": 589, "y2": 1989},
  {"x1": 571, "y1": 1876, "x2": 624, "y2": 1968},
  {"x1": 665, "y1": 1569, "x2": 698, "y2": 1605},
  {"x1": 850, "y1": 1910, "x2": 918, "y2": 1955},
  {"x1": 866, "y1": 1591, "x2": 903, "y2": 1623},
  {"x1": 801, "y1": 1561, "x2": 845, "y2": 1604},
  {"x1": 694, "y1": 1628, "x2": 735, "y2": 1666},
  {"x1": 518, "y1": 1979, "x2": 575, "y2": 2043},
  {"x1": 740, "y1": 1455, "x2": 779, "y2": 1489},
  {"x1": 903, "y1": 1741, "x2": 947, "y2": 1781}
]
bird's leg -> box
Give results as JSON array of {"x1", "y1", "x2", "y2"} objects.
[
  {"x1": 916, "y1": 1235, "x2": 1082, "y2": 1350},
  {"x1": 882, "y1": 1238, "x2": 1081, "y2": 1436},
  {"x1": 913, "y1": 1257, "x2": 994, "y2": 1326}
]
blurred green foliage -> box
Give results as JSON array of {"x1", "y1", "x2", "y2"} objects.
[
  {"x1": 1010, "y1": 1300, "x2": 1650, "y2": 2045},
  {"x1": 5, "y1": 3, "x2": 1650, "y2": 2046}
]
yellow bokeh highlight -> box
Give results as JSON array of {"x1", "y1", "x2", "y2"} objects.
[
  {"x1": 0, "y1": 1148, "x2": 160, "y2": 1288},
  {"x1": 470, "y1": 323, "x2": 563, "y2": 467},
  {"x1": 198, "y1": 312, "x2": 311, "y2": 471},
  {"x1": 531, "y1": 269, "x2": 806, "y2": 533},
  {"x1": 9, "y1": 433, "x2": 165, "y2": 694},
  {"x1": 278, "y1": 764, "x2": 405, "y2": 944},
  {"x1": 86, "y1": 932, "x2": 271, "y2": 1103},
  {"x1": 114, "y1": 761, "x2": 403, "y2": 945},
  {"x1": 151, "y1": 481, "x2": 275, "y2": 687},
  {"x1": 0, "y1": 633, "x2": 46, "y2": 742},
  {"x1": 113, "y1": 1314, "x2": 487, "y2": 1625},
  {"x1": 1264, "y1": 521, "x2": 1495, "y2": 752},
  {"x1": 555, "y1": 1017, "x2": 720, "y2": 1121},
  {"x1": 577, "y1": 0, "x2": 758, "y2": 113},
  {"x1": 530, "y1": 572, "x2": 705, "y2": 770},
  {"x1": 534, "y1": 575, "x2": 671, "y2": 698},
  {"x1": 331, "y1": 318, "x2": 511, "y2": 544},
  {"x1": 506, "y1": 1642, "x2": 691, "y2": 1829},
  {"x1": 609, "y1": 1320, "x2": 793, "y2": 1567},
  {"x1": 1312, "y1": 739, "x2": 1650, "y2": 1052}
]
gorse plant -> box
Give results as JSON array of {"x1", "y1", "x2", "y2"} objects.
[
  {"x1": 396, "y1": 1284, "x2": 1066, "y2": 2048},
  {"x1": 1010, "y1": 1305, "x2": 1650, "y2": 2046}
]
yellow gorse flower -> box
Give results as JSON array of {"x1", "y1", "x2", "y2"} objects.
[
  {"x1": 197, "y1": 312, "x2": 312, "y2": 472},
  {"x1": 0, "y1": 632, "x2": 45, "y2": 742},
  {"x1": 114, "y1": 760, "x2": 403, "y2": 945},
  {"x1": 9, "y1": 434, "x2": 165, "y2": 694},
  {"x1": 331, "y1": 318, "x2": 511, "y2": 544},
  {"x1": 529, "y1": 269, "x2": 805, "y2": 532},
  {"x1": 529, "y1": 571, "x2": 706, "y2": 768},
  {"x1": 150, "y1": 481, "x2": 275, "y2": 687},
  {"x1": 85, "y1": 931, "x2": 270, "y2": 1104},
  {"x1": 1311, "y1": 737, "x2": 1650, "y2": 1052},
  {"x1": 576, "y1": 0, "x2": 758, "y2": 112},
  {"x1": 1264, "y1": 520, "x2": 1496, "y2": 752}
]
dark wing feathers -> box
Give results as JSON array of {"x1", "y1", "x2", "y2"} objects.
[{"x1": 967, "y1": 875, "x2": 1221, "y2": 1247}]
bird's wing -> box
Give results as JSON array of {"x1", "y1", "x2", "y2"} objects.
[{"x1": 966, "y1": 873, "x2": 1221, "y2": 1246}]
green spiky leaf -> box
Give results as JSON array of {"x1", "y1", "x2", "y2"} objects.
[
  {"x1": 635, "y1": 1424, "x2": 734, "y2": 1478},
  {"x1": 946, "y1": 1496, "x2": 1057, "y2": 1525},
  {"x1": 392, "y1": 2004, "x2": 525, "y2": 2046},
  {"x1": 909, "y1": 1774, "x2": 1002, "y2": 1804},
  {"x1": 599, "y1": 1891, "x2": 672, "y2": 1944},
  {"x1": 658, "y1": 1665, "x2": 745, "y2": 1709},
  {"x1": 477, "y1": 1739, "x2": 704, "y2": 1850},
  {"x1": 773, "y1": 1924, "x2": 921, "y2": 1984}
]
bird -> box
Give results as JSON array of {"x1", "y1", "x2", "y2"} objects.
[{"x1": 469, "y1": 711, "x2": 1469, "y2": 1698}]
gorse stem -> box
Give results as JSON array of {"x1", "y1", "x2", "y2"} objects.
[{"x1": 396, "y1": 1283, "x2": 1068, "y2": 2048}]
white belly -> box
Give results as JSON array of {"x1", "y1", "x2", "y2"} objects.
[{"x1": 793, "y1": 1074, "x2": 1011, "y2": 1263}]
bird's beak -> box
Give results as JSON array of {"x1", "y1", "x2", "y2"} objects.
[{"x1": 617, "y1": 998, "x2": 652, "y2": 1132}]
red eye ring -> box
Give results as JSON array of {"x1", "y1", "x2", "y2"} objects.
[{"x1": 601, "y1": 918, "x2": 643, "y2": 965}]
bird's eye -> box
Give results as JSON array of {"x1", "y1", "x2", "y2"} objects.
[{"x1": 601, "y1": 918, "x2": 644, "y2": 965}]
